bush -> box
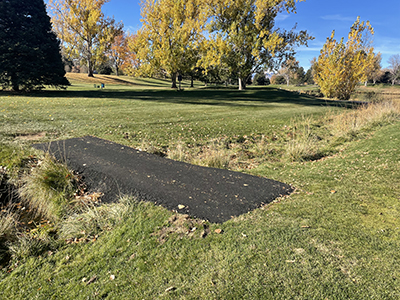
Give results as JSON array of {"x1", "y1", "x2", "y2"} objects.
[
  {"x1": 270, "y1": 74, "x2": 286, "y2": 85},
  {"x1": 254, "y1": 73, "x2": 270, "y2": 86},
  {"x1": 97, "y1": 65, "x2": 113, "y2": 75},
  {"x1": 362, "y1": 91, "x2": 383, "y2": 103}
]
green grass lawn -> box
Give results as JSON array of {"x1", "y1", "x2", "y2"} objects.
[
  {"x1": 1, "y1": 80, "x2": 399, "y2": 299},
  {"x1": 0, "y1": 83, "x2": 346, "y2": 148}
]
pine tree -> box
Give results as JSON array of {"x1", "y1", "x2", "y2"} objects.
[{"x1": 0, "y1": 0, "x2": 69, "y2": 91}]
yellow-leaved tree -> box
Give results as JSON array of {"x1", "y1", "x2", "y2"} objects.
[
  {"x1": 48, "y1": 0, "x2": 123, "y2": 77},
  {"x1": 313, "y1": 17, "x2": 376, "y2": 100},
  {"x1": 201, "y1": 0, "x2": 312, "y2": 90},
  {"x1": 131, "y1": 0, "x2": 209, "y2": 88}
]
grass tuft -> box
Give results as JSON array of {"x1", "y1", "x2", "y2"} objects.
[
  {"x1": 60, "y1": 196, "x2": 137, "y2": 240},
  {"x1": 7, "y1": 234, "x2": 53, "y2": 262},
  {"x1": 18, "y1": 155, "x2": 78, "y2": 222}
]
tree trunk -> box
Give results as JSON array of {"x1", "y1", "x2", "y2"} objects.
[
  {"x1": 87, "y1": 53, "x2": 94, "y2": 77},
  {"x1": 239, "y1": 77, "x2": 244, "y2": 90},
  {"x1": 171, "y1": 72, "x2": 178, "y2": 89},
  {"x1": 88, "y1": 61, "x2": 94, "y2": 77},
  {"x1": 190, "y1": 75, "x2": 194, "y2": 88},
  {"x1": 11, "y1": 73, "x2": 19, "y2": 91}
]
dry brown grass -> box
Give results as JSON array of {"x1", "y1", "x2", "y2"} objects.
[
  {"x1": 0, "y1": 210, "x2": 17, "y2": 240},
  {"x1": 329, "y1": 101, "x2": 400, "y2": 137}
]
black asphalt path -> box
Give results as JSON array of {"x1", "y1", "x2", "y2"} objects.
[{"x1": 33, "y1": 136, "x2": 293, "y2": 223}]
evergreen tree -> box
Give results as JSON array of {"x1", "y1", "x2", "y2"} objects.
[{"x1": 0, "y1": 0, "x2": 69, "y2": 91}]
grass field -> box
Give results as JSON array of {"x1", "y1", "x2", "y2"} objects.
[{"x1": 0, "y1": 76, "x2": 400, "y2": 299}]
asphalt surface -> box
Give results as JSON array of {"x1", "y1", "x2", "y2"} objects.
[{"x1": 33, "y1": 136, "x2": 293, "y2": 223}]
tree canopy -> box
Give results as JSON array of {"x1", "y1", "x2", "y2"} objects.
[
  {"x1": 313, "y1": 17, "x2": 376, "y2": 100},
  {"x1": 0, "y1": 0, "x2": 69, "y2": 91},
  {"x1": 132, "y1": 0, "x2": 209, "y2": 88},
  {"x1": 134, "y1": 0, "x2": 311, "y2": 89},
  {"x1": 48, "y1": 0, "x2": 123, "y2": 77},
  {"x1": 199, "y1": 0, "x2": 312, "y2": 90}
]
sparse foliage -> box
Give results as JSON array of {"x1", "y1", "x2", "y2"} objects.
[
  {"x1": 48, "y1": 0, "x2": 123, "y2": 77},
  {"x1": 365, "y1": 52, "x2": 382, "y2": 85},
  {"x1": 387, "y1": 54, "x2": 400, "y2": 85},
  {"x1": 278, "y1": 59, "x2": 299, "y2": 85},
  {"x1": 313, "y1": 17, "x2": 376, "y2": 100}
]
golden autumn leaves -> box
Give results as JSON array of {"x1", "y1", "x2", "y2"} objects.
[
  {"x1": 131, "y1": 0, "x2": 312, "y2": 89},
  {"x1": 313, "y1": 17, "x2": 378, "y2": 100}
]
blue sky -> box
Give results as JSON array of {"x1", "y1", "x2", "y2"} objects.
[{"x1": 98, "y1": 0, "x2": 400, "y2": 70}]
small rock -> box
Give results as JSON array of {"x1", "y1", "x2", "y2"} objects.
[{"x1": 178, "y1": 204, "x2": 185, "y2": 210}]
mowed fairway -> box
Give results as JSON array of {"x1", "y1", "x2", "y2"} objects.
[
  {"x1": 0, "y1": 79, "x2": 343, "y2": 148},
  {"x1": 1, "y1": 79, "x2": 400, "y2": 299}
]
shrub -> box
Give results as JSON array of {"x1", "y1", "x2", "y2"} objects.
[
  {"x1": 362, "y1": 91, "x2": 383, "y2": 103},
  {"x1": 254, "y1": 72, "x2": 270, "y2": 86}
]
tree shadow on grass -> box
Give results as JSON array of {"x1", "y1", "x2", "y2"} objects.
[{"x1": 19, "y1": 87, "x2": 363, "y2": 109}]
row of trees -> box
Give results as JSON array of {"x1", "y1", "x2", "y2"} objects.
[{"x1": 129, "y1": 0, "x2": 312, "y2": 90}]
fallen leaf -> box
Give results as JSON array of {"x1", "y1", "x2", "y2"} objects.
[
  {"x1": 165, "y1": 286, "x2": 176, "y2": 292},
  {"x1": 214, "y1": 229, "x2": 223, "y2": 234},
  {"x1": 110, "y1": 275, "x2": 115, "y2": 280},
  {"x1": 331, "y1": 190, "x2": 336, "y2": 194},
  {"x1": 178, "y1": 204, "x2": 185, "y2": 210},
  {"x1": 86, "y1": 275, "x2": 97, "y2": 285}
]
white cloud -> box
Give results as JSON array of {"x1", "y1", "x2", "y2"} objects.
[
  {"x1": 124, "y1": 25, "x2": 141, "y2": 34},
  {"x1": 275, "y1": 14, "x2": 290, "y2": 22},
  {"x1": 320, "y1": 14, "x2": 356, "y2": 22}
]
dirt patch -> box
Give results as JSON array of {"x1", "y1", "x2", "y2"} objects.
[
  {"x1": 152, "y1": 214, "x2": 210, "y2": 244},
  {"x1": 15, "y1": 132, "x2": 46, "y2": 141}
]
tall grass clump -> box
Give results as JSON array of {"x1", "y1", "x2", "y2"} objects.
[
  {"x1": 60, "y1": 196, "x2": 137, "y2": 240},
  {"x1": 330, "y1": 101, "x2": 400, "y2": 137},
  {"x1": 193, "y1": 142, "x2": 231, "y2": 169},
  {"x1": 18, "y1": 155, "x2": 78, "y2": 222},
  {"x1": 167, "y1": 140, "x2": 190, "y2": 162},
  {"x1": 0, "y1": 211, "x2": 18, "y2": 261},
  {"x1": 285, "y1": 117, "x2": 325, "y2": 161}
]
